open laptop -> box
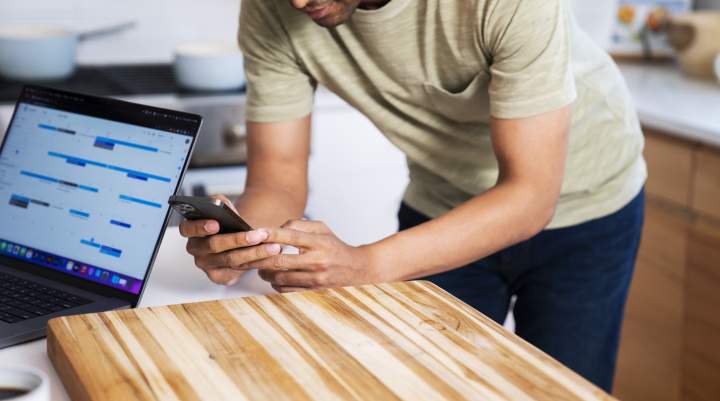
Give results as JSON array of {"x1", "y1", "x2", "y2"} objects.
[{"x1": 0, "y1": 86, "x2": 201, "y2": 348}]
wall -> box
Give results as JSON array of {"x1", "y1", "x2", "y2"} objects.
[{"x1": 0, "y1": 0, "x2": 240, "y2": 64}]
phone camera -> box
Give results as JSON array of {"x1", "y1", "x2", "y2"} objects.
[{"x1": 178, "y1": 204, "x2": 196, "y2": 212}]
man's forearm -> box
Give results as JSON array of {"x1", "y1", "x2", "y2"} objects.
[
  {"x1": 234, "y1": 116, "x2": 312, "y2": 229},
  {"x1": 367, "y1": 180, "x2": 557, "y2": 282},
  {"x1": 234, "y1": 184, "x2": 307, "y2": 228}
]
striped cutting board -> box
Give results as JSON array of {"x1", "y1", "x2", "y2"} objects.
[{"x1": 47, "y1": 281, "x2": 616, "y2": 401}]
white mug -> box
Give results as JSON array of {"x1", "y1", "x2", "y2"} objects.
[{"x1": 0, "y1": 367, "x2": 49, "y2": 401}]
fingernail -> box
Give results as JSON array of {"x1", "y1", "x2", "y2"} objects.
[
  {"x1": 266, "y1": 243, "x2": 281, "y2": 255},
  {"x1": 247, "y1": 229, "x2": 269, "y2": 244},
  {"x1": 204, "y1": 221, "x2": 219, "y2": 233}
]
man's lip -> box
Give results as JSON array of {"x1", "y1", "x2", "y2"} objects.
[{"x1": 305, "y1": 3, "x2": 332, "y2": 19}]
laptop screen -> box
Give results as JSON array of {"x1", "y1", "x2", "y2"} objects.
[{"x1": 0, "y1": 86, "x2": 200, "y2": 295}]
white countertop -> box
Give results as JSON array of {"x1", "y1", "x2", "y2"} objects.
[
  {"x1": 618, "y1": 61, "x2": 720, "y2": 147},
  {"x1": 0, "y1": 228, "x2": 274, "y2": 401}
]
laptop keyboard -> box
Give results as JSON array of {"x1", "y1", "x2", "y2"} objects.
[{"x1": 0, "y1": 272, "x2": 91, "y2": 323}]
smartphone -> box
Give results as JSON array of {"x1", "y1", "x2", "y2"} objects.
[{"x1": 168, "y1": 195, "x2": 253, "y2": 234}]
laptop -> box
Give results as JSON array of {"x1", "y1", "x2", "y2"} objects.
[{"x1": 0, "y1": 85, "x2": 201, "y2": 348}]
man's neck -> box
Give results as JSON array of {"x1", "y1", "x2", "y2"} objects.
[{"x1": 358, "y1": 0, "x2": 391, "y2": 10}]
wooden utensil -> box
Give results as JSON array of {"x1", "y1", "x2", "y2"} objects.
[{"x1": 47, "y1": 281, "x2": 616, "y2": 401}]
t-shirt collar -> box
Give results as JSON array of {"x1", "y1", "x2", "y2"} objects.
[{"x1": 350, "y1": 0, "x2": 412, "y2": 24}]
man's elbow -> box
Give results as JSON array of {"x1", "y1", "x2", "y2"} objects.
[{"x1": 519, "y1": 195, "x2": 558, "y2": 241}]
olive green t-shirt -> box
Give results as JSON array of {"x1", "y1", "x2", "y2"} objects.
[{"x1": 238, "y1": 0, "x2": 646, "y2": 229}]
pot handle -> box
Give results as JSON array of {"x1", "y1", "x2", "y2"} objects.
[{"x1": 77, "y1": 21, "x2": 136, "y2": 41}]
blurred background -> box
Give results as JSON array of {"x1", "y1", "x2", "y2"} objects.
[{"x1": 1, "y1": 1, "x2": 720, "y2": 401}]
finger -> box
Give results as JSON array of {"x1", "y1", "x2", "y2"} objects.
[
  {"x1": 204, "y1": 267, "x2": 243, "y2": 286},
  {"x1": 282, "y1": 219, "x2": 331, "y2": 234},
  {"x1": 209, "y1": 194, "x2": 239, "y2": 215},
  {"x1": 246, "y1": 253, "x2": 313, "y2": 271},
  {"x1": 194, "y1": 229, "x2": 269, "y2": 254},
  {"x1": 263, "y1": 228, "x2": 321, "y2": 248},
  {"x1": 262, "y1": 270, "x2": 325, "y2": 288},
  {"x1": 179, "y1": 219, "x2": 220, "y2": 238},
  {"x1": 271, "y1": 284, "x2": 309, "y2": 293},
  {"x1": 200, "y1": 243, "x2": 282, "y2": 269}
]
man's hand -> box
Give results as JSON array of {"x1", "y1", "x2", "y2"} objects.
[
  {"x1": 246, "y1": 220, "x2": 381, "y2": 293},
  {"x1": 179, "y1": 194, "x2": 283, "y2": 286}
]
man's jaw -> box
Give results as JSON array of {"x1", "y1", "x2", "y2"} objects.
[
  {"x1": 304, "y1": 3, "x2": 335, "y2": 20},
  {"x1": 298, "y1": 0, "x2": 358, "y2": 28}
]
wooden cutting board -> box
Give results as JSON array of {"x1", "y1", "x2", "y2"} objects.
[{"x1": 47, "y1": 281, "x2": 616, "y2": 401}]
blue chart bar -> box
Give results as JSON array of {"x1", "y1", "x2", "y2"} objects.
[
  {"x1": 48, "y1": 152, "x2": 171, "y2": 183},
  {"x1": 100, "y1": 246, "x2": 122, "y2": 258},
  {"x1": 107, "y1": 166, "x2": 171, "y2": 183},
  {"x1": 69, "y1": 209, "x2": 90, "y2": 218},
  {"x1": 38, "y1": 124, "x2": 75, "y2": 135},
  {"x1": 95, "y1": 136, "x2": 158, "y2": 153},
  {"x1": 20, "y1": 170, "x2": 99, "y2": 193},
  {"x1": 8, "y1": 194, "x2": 49, "y2": 209},
  {"x1": 119, "y1": 194, "x2": 162, "y2": 209},
  {"x1": 9, "y1": 194, "x2": 30, "y2": 209},
  {"x1": 110, "y1": 219, "x2": 131, "y2": 229},
  {"x1": 80, "y1": 239, "x2": 123, "y2": 258},
  {"x1": 127, "y1": 173, "x2": 148, "y2": 181},
  {"x1": 93, "y1": 138, "x2": 115, "y2": 150},
  {"x1": 80, "y1": 239, "x2": 101, "y2": 248}
]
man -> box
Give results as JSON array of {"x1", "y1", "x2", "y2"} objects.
[{"x1": 179, "y1": 0, "x2": 646, "y2": 391}]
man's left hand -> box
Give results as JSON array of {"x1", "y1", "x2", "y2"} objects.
[{"x1": 244, "y1": 220, "x2": 382, "y2": 292}]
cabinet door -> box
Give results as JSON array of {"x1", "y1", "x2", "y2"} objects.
[
  {"x1": 691, "y1": 146, "x2": 720, "y2": 221},
  {"x1": 683, "y1": 220, "x2": 720, "y2": 401},
  {"x1": 644, "y1": 130, "x2": 695, "y2": 208},
  {"x1": 614, "y1": 199, "x2": 690, "y2": 401}
]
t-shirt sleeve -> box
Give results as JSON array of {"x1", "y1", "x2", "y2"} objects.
[
  {"x1": 481, "y1": 0, "x2": 577, "y2": 119},
  {"x1": 238, "y1": 0, "x2": 316, "y2": 123}
]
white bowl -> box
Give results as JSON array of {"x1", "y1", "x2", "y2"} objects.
[
  {"x1": 173, "y1": 43, "x2": 245, "y2": 92},
  {"x1": 0, "y1": 26, "x2": 77, "y2": 81},
  {"x1": 0, "y1": 366, "x2": 49, "y2": 401}
]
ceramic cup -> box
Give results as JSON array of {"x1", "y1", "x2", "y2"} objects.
[{"x1": 0, "y1": 367, "x2": 49, "y2": 401}]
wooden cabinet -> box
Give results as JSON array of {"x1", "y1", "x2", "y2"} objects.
[
  {"x1": 614, "y1": 200, "x2": 689, "y2": 401},
  {"x1": 684, "y1": 221, "x2": 720, "y2": 401},
  {"x1": 691, "y1": 148, "x2": 720, "y2": 220},
  {"x1": 644, "y1": 133, "x2": 696, "y2": 207},
  {"x1": 613, "y1": 129, "x2": 720, "y2": 401}
]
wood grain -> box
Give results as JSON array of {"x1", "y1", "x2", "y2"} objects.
[
  {"x1": 684, "y1": 221, "x2": 720, "y2": 401},
  {"x1": 613, "y1": 199, "x2": 690, "y2": 401},
  {"x1": 691, "y1": 146, "x2": 720, "y2": 221},
  {"x1": 644, "y1": 129, "x2": 696, "y2": 207},
  {"x1": 47, "y1": 281, "x2": 615, "y2": 401}
]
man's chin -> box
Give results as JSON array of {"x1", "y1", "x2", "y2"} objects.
[
  {"x1": 311, "y1": 16, "x2": 349, "y2": 28},
  {"x1": 306, "y1": 4, "x2": 356, "y2": 28}
]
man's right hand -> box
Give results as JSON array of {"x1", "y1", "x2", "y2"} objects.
[{"x1": 179, "y1": 195, "x2": 282, "y2": 286}]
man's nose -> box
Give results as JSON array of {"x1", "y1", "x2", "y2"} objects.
[{"x1": 290, "y1": 0, "x2": 311, "y2": 9}]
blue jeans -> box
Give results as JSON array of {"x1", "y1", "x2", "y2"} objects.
[{"x1": 398, "y1": 190, "x2": 644, "y2": 392}]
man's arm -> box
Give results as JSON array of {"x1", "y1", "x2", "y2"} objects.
[
  {"x1": 235, "y1": 117, "x2": 311, "y2": 227},
  {"x1": 369, "y1": 106, "x2": 570, "y2": 280},
  {"x1": 178, "y1": 116, "x2": 311, "y2": 285},
  {"x1": 250, "y1": 105, "x2": 571, "y2": 290}
]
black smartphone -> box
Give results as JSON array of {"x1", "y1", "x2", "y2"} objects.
[{"x1": 168, "y1": 195, "x2": 253, "y2": 234}]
